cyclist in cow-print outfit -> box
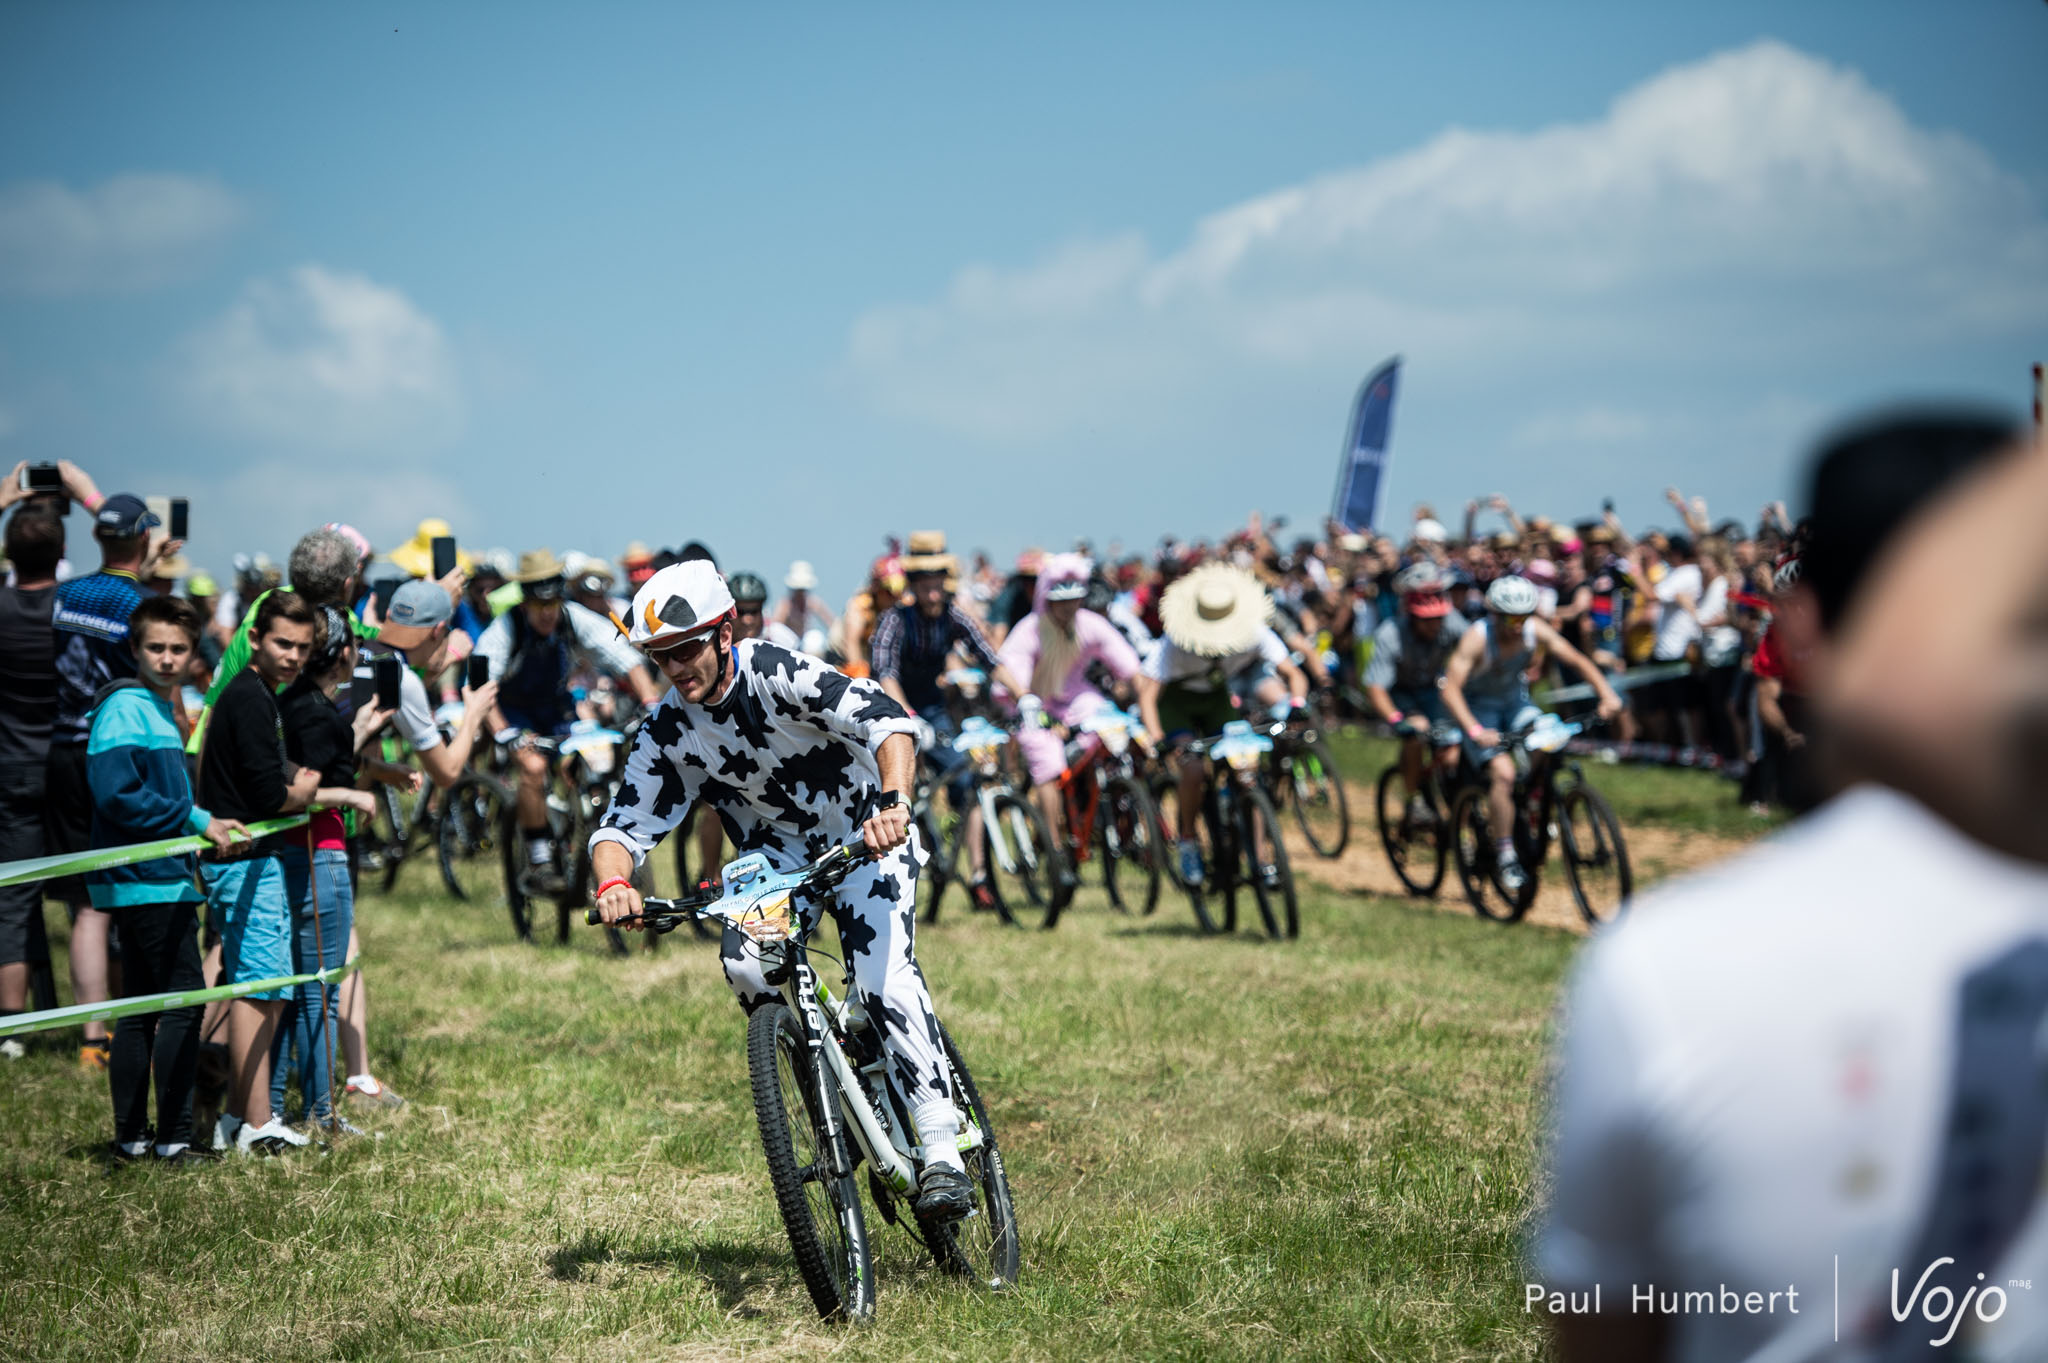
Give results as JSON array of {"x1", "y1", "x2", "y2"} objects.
[{"x1": 588, "y1": 560, "x2": 977, "y2": 1219}]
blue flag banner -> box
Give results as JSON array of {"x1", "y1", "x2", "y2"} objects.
[{"x1": 1331, "y1": 357, "x2": 1401, "y2": 532}]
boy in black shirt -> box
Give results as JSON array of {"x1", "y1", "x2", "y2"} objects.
[{"x1": 197, "y1": 591, "x2": 318, "y2": 1153}]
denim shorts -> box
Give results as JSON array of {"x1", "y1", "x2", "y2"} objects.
[
  {"x1": 204, "y1": 857, "x2": 294, "y2": 1000},
  {"x1": 1462, "y1": 697, "x2": 1545, "y2": 767}
]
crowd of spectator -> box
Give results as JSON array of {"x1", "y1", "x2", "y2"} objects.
[{"x1": 0, "y1": 450, "x2": 1835, "y2": 1159}]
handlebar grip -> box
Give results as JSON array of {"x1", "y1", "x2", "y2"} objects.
[{"x1": 585, "y1": 907, "x2": 604, "y2": 926}]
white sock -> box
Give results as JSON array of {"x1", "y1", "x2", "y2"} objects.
[
  {"x1": 118, "y1": 1139, "x2": 150, "y2": 1157},
  {"x1": 347, "y1": 1073, "x2": 378, "y2": 1092},
  {"x1": 914, "y1": 1100, "x2": 965, "y2": 1173},
  {"x1": 1494, "y1": 837, "x2": 1517, "y2": 861},
  {"x1": 154, "y1": 1142, "x2": 188, "y2": 1158}
]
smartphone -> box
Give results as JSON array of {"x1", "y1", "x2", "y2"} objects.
[
  {"x1": 465, "y1": 654, "x2": 491, "y2": 691},
  {"x1": 21, "y1": 463, "x2": 61, "y2": 493},
  {"x1": 375, "y1": 656, "x2": 403, "y2": 712},
  {"x1": 348, "y1": 666, "x2": 374, "y2": 713},
  {"x1": 371, "y1": 577, "x2": 400, "y2": 618},
  {"x1": 431, "y1": 536, "x2": 458, "y2": 582},
  {"x1": 168, "y1": 498, "x2": 189, "y2": 540}
]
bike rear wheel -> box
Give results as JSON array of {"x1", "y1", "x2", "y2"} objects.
[
  {"x1": 981, "y1": 790, "x2": 1061, "y2": 930},
  {"x1": 1559, "y1": 784, "x2": 1633, "y2": 927},
  {"x1": 915, "y1": 1021, "x2": 1020, "y2": 1289},
  {"x1": 1100, "y1": 775, "x2": 1163, "y2": 916},
  {"x1": 1374, "y1": 766, "x2": 1447, "y2": 897},
  {"x1": 747, "y1": 1003, "x2": 874, "y2": 1321},
  {"x1": 1282, "y1": 737, "x2": 1349, "y2": 859}
]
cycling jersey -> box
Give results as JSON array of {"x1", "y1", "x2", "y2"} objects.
[
  {"x1": 49, "y1": 568, "x2": 144, "y2": 748},
  {"x1": 1461, "y1": 617, "x2": 1538, "y2": 707},
  {"x1": 1362, "y1": 609, "x2": 1471, "y2": 693},
  {"x1": 1142, "y1": 628, "x2": 1289, "y2": 694},
  {"x1": 474, "y1": 601, "x2": 643, "y2": 724}
]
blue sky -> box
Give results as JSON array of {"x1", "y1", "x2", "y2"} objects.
[{"x1": 2, "y1": 2, "x2": 2044, "y2": 597}]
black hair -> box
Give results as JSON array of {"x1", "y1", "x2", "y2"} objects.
[
  {"x1": 1803, "y1": 409, "x2": 2017, "y2": 632},
  {"x1": 676, "y1": 541, "x2": 718, "y2": 568},
  {"x1": 128, "y1": 594, "x2": 201, "y2": 647},
  {"x1": 4, "y1": 509, "x2": 63, "y2": 579}
]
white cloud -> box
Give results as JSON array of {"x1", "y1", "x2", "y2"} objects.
[
  {"x1": 846, "y1": 40, "x2": 2048, "y2": 446},
  {"x1": 172, "y1": 265, "x2": 463, "y2": 452},
  {"x1": 0, "y1": 174, "x2": 245, "y2": 294}
]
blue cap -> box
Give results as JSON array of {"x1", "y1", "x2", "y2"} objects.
[{"x1": 93, "y1": 494, "x2": 160, "y2": 538}]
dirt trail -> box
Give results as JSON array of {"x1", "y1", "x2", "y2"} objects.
[{"x1": 1282, "y1": 782, "x2": 1751, "y2": 935}]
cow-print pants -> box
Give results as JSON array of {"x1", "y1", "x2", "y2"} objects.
[{"x1": 718, "y1": 829, "x2": 955, "y2": 1112}]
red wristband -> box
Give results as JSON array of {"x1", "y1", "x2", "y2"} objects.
[{"x1": 594, "y1": 876, "x2": 631, "y2": 899}]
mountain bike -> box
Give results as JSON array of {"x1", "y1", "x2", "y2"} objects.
[
  {"x1": 1046, "y1": 707, "x2": 1163, "y2": 920},
  {"x1": 590, "y1": 841, "x2": 1019, "y2": 1320},
  {"x1": 1373, "y1": 718, "x2": 1455, "y2": 898},
  {"x1": 459, "y1": 724, "x2": 639, "y2": 952},
  {"x1": 1155, "y1": 721, "x2": 1299, "y2": 939},
  {"x1": 1449, "y1": 715, "x2": 1634, "y2": 925},
  {"x1": 912, "y1": 717, "x2": 1061, "y2": 930},
  {"x1": 1259, "y1": 711, "x2": 1349, "y2": 859}
]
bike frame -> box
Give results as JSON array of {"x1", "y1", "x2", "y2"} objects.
[
  {"x1": 1051, "y1": 709, "x2": 1147, "y2": 865},
  {"x1": 606, "y1": 848, "x2": 989, "y2": 1199}
]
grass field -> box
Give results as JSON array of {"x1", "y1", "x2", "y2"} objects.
[{"x1": 0, "y1": 755, "x2": 1759, "y2": 1361}]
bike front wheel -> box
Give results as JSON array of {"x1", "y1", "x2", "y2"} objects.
[
  {"x1": 916, "y1": 1021, "x2": 1021, "y2": 1289},
  {"x1": 1450, "y1": 786, "x2": 1531, "y2": 923},
  {"x1": 982, "y1": 790, "x2": 1062, "y2": 930},
  {"x1": 747, "y1": 1003, "x2": 874, "y2": 1322},
  {"x1": 1238, "y1": 785, "x2": 1299, "y2": 940},
  {"x1": 1374, "y1": 765, "x2": 1446, "y2": 898},
  {"x1": 1282, "y1": 736, "x2": 1349, "y2": 859},
  {"x1": 1100, "y1": 774, "x2": 1163, "y2": 916},
  {"x1": 1559, "y1": 784, "x2": 1633, "y2": 927}
]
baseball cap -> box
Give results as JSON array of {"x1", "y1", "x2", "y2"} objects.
[
  {"x1": 93, "y1": 494, "x2": 160, "y2": 538},
  {"x1": 386, "y1": 579, "x2": 454, "y2": 631}
]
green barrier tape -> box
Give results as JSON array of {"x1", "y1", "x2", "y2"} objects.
[
  {"x1": 0, "y1": 955, "x2": 360, "y2": 1039},
  {"x1": 0, "y1": 815, "x2": 310, "y2": 890}
]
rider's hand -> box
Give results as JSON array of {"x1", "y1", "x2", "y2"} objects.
[
  {"x1": 202, "y1": 817, "x2": 248, "y2": 852},
  {"x1": 594, "y1": 877, "x2": 644, "y2": 930},
  {"x1": 1398, "y1": 715, "x2": 1430, "y2": 737},
  {"x1": 1017, "y1": 693, "x2": 1044, "y2": 728},
  {"x1": 1784, "y1": 731, "x2": 1807, "y2": 751},
  {"x1": 1594, "y1": 694, "x2": 1623, "y2": 722},
  {"x1": 861, "y1": 799, "x2": 911, "y2": 858},
  {"x1": 1472, "y1": 727, "x2": 1501, "y2": 748}
]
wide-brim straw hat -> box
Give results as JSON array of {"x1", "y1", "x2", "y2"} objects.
[
  {"x1": 389, "y1": 517, "x2": 474, "y2": 577},
  {"x1": 512, "y1": 547, "x2": 568, "y2": 583},
  {"x1": 785, "y1": 560, "x2": 819, "y2": 591},
  {"x1": 1159, "y1": 563, "x2": 1272, "y2": 657},
  {"x1": 901, "y1": 529, "x2": 956, "y2": 577}
]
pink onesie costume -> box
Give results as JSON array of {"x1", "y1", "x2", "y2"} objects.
[{"x1": 995, "y1": 558, "x2": 1141, "y2": 785}]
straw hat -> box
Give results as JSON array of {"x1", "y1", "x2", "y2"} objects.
[
  {"x1": 901, "y1": 530, "x2": 956, "y2": 577},
  {"x1": 512, "y1": 547, "x2": 568, "y2": 583},
  {"x1": 1159, "y1": 563, "x2": 1272, "y2": 658},
  {"x1": 785, "y1": 560, "x2": 819, "y2": 591},
  {"x1": 389, "y1": 518, "x2": 474, "y2": 577}
]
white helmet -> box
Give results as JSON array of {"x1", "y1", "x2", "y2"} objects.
[
  {"x1": 1393, "y1": 562, "x2": 1447, "y2": 596},
  {"x1": 1484, "y1": 574, "x2": 1540, "y2": 616},
  {"x1": 626, "y1": 561, "x2": 735, "y2": 648}
]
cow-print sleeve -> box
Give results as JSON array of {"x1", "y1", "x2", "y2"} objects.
[
  {"x1": 749, "y1": 640, "x2": 919, "y2": 757},
  {"x1": 588, "y1": 705, "x2": 697, "y2": 867}
]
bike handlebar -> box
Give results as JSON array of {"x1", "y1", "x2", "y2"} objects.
[{"x1": 585, "y1": 837, "x2": 874, "y2": 929}]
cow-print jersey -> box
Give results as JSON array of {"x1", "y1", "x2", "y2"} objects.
[{"x1": 592, "y1": 639, "x2": 920, "y2": 870}]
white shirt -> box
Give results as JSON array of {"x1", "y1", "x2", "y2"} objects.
[
  {"x1": 1652, "y1": 561, "x2": 1704, "y2": 661},
  {"x1": 1142, "y1": 627, "x2": 1289, "y2": 692},
  {"x1": 1535, "y1": 786, "x2": 2048, "y2": 1363}
]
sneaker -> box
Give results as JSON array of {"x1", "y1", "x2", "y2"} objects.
[
  {"x1": 968, "y1": 876, "x2": 997, "y2": 912},
  {"x1": 153, "y1": 1144, "x2": 223, "y2": 1166},
  {"x1": 213, "y1": 1112, "x2": 244, "y2": 1150},
  {"x1": 78, "y1": 1037, "x2": 111, "y2": 1072},
  {"x1": 0, "y1": 1038, "x2": 24, "y2": 1060},
  {"x1": 1177, "y1": 839, "x2": 1205, "y2": 887},
  {"x1": 1404, "y1": 796, "x2": 1438, "y2": 832},
  {"x1": 107, "y1": 1138, "x2": 151, "y2": 1165},
  {"x1": 346, "y1": 1076, "x2": 406, "y2": 1110},
  {"x1": 235, "y1": 1118, "x2": 311, "y2": 1156},
  {"x1": 315, "y1": 1114, "x2": 368, "y2": 1138},
  {"x1": 913, "y1": 1164, "x2": 976, "y2": 1222},
  {"x1": 1259, "y1": 863, "x2": 1282, "y2": 890},
  {"x1": 1496, "y1": 856, "x2": 1528, "y2": 896}
]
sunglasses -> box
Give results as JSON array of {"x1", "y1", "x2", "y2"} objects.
[{"x1": 645, "y1": 633, "x2": 716, "y2": 664}]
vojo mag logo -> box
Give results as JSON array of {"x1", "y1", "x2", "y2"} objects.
[{"x1": 1891, "y1": 1258, "x2": 2014, "y2": 1349}]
